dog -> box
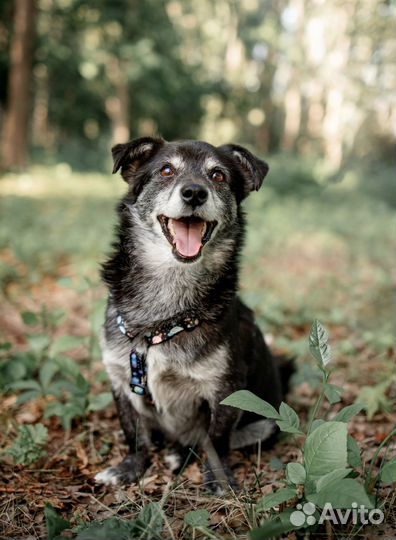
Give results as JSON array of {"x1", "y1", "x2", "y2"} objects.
[{"x1": 95, "y1": 137, "x2": 290, "y2": 491}]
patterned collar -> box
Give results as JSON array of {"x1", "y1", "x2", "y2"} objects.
[{"x1": 116, "y1": 311, "x2": 201, "y2": 397}]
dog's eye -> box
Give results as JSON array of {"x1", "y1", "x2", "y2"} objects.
[
  {"x1": 211, "y1": 170, "x2": 225, "y2": 182},
  {"x1": 160, "y1": 165, "x2": 174, "y2": 177}
]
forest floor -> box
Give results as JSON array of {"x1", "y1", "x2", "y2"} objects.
[{"x1": 0, "y1": 162, "x2": 395, "y2": 539}]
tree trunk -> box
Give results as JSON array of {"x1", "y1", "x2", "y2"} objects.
[
  {"x1": 105, "y1": 58, "x2": 130, "y2": 146},
  {"x1": 2, "y1": 0, "x2": 37, "y2": 171}
]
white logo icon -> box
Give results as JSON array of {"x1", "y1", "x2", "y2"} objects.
[{"x1": 290, "y1": 502, "x2": 316, "y2": 526}]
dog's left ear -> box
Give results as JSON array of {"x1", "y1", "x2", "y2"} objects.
[{"x1": 218, "y1": 143, "x2": 269, "y2": 199}]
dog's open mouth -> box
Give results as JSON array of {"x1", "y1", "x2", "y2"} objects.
[{"x1": 158, "y1": 215, "x2": 217, "y2": 262}]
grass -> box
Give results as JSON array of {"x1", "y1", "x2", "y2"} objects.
[{"x1": 0, "y1": 158, "x2": 394, "y2": 538}]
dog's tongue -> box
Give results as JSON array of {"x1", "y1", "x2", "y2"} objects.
[{"x1": 171, "y1": 219, "x2": 203, "y2": 257}]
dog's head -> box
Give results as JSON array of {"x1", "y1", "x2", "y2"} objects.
[{"x1": 112, "y1": 137, "x2": 268, "y2": 265}]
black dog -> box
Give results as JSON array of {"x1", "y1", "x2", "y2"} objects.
[{"x1": 95, "y1": 137, "x2": 288, "y2": 491}]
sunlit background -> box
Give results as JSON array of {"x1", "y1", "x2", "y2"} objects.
[{"x1": 1, "y1": 0, "x2": 394, "y2": 171}]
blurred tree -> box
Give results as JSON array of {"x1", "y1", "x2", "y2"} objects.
[
  {"x1": 0, "y1": 0, "x2": 394, "y2": 171},
  {"x1": 2, "y1": 0, "x2": 37, "y2": 170}
]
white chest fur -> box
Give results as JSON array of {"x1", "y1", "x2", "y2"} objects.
[
  {"x1": 145, "y1": 344, "x2": 229, "y2": 444},
  {"x1": 102, "y1": 335, "x2": 229, "y2": 446}
]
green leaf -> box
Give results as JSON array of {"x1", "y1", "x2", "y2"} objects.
[
  {"x1": 347, "y1": 435, "x2": 362, "y2": 468},
  {"x1": 39, "y1": 361, "x2": 59, "y2": 390},
  {"x1": 380, "y1": 459, "x2": 396, "y2": 485},
  {"x1": 304, "y1": 421, "x2": 347, "y2": 481},
  {"x1": 287, "y1": 462, "x2": 306, "y2": 484},
  {"x1": 307, "y1": 478, "x2": 373, "y2": 509},
  {"x1": 276, "y1": 402, "x2": 303, "y2": 434},
  {"x1": 333, "y1": 403, "x2": 364, "y2": 423},
  {"x1": 88, "y1": 392, "x2": 113, "y2": 412},
  {"x1": 249, "y1": 511, "x2": 300, "y2": 539},
  {"x1": 45, "y1": 401, "x2": 85, "y2": 430},
  {"x1": 8, "y1": 379, "x2": 42, "y2": 391},
  {"x1": 276, "y1": 420, "x2": 304, "y2": 434},
  {"x1": 21, "y1": 311, "x2": 39, "y2": 326},
  {"x1": 6, "y1": 424, "x2": 48, "y2": 465},
  {"x1": 75, "y1": 517, "x2": 138, "y2": 539},
  {"x1": 50, "y1": 335, "x2": 85, "y2": 355},
  {"x1": 220, "y1": 390, "x2": 281, "y2": 420},
  {"x1": 316, "y1": 468, "x2": 352, "y2": 492},
  {"x1": 136, "y1": 502, "x2": 163, "y2": 539},
  {"x1": 358, "y1": 381, "x2": 392, "y2": 420},
  {"x1": 45, "y1": 504, "x2": 70, "y2": 540},
  {"x1": 310, "y1": 419, "x2": 325, "y2": 433},
  {"x1": 256, "y1": 487, "x2": 297, "y2": 511},
  {"x1": 27, "y1": 334, "x2": 50, "y2": 353},
  {"x1": 16, "y1": 389, "x2": 41, "y2": 405},
  {"x1": 184, "y1": 509, "x2": 211, "y2": 528},
  {"x1": 309, "y1": 320, "x2": 331, "y2": 368},
  {"x1": 324, "y1": 383, "x2": 342, "y2": 404},
  {"x1": 54, "y1": 356, "x2": 81, "y2": 377}
]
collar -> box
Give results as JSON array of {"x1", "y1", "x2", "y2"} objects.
[{"x1": 116, "y1": 310, "x2": 201, "y2": 396}]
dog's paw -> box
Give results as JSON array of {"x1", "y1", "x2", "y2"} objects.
[
  {"x1": 95, "y1": 453, "x2": 147, "y2": 487},
  {"x1": 164, "y1": 451, "x2": 183, "y2": 472},
  {"x1": 203, "y1": 460, "x2": 239, "y2": 495}
]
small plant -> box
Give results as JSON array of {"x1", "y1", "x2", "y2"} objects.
[
  {"x1": 6, "y1": 423, "x2": 48, "y2": 465},
  {"x1": 4, "y1": 306, "x2": 111, "y2": 430},
  {"x1": 45, "y1": 502, "x2": 164, "y2": 540},
  {"x1": 44, "y1": 372, "x2": 112, "y2": 431},
  {"x1": 221, "y1": 320, "x2": 396, "y2": 538},
  {"x1": 184, "y1": 510, "x2": 217, "y2": 539},
  {"x1": 358, "y1": 378, "x2": 394, "y2": 419}
]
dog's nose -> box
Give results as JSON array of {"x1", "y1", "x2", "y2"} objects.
[{"x1": 181, "y1": 184, "x2": 208, "y2": 207}]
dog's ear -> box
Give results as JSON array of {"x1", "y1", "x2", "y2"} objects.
[
  {"x1": 218, "y1": 143, "x2": 269, "y2": 199},
  {"x1": 112, "y1": 136, "x2": 165, "y2": 180}
]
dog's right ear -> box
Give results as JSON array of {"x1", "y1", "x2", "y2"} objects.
[{"x1": 111, "y1": 136, "x2": 165, "y2": 181}]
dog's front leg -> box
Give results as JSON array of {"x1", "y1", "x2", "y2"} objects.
[
  {"x1": 203, "y1": 395, "x2": 240, "y2": 493},
  {"x1": 95, "y1": 389, "x2": 151, "y2": 486}
]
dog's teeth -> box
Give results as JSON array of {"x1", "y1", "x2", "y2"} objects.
[
  {"x1": 169, "y1": 219, "x2": 176, "y2": 238},
  {"x1": 202, "y1": 222, "x2": 207, "y2": 236}
]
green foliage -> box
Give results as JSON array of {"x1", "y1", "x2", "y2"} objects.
[
  {"x1": 286, "y1": 462, "x2": 306, "y2": 485},
  {"x1": 45, "y1": 502, "x2": 164, "y2": 540},
  {"x1": 221, "y1": 390, "x2": 280, "y2": 419},
  {"x1": 309, "y1": 320, "x2": 332, "y2": 369},
  {"x1": 256, "y1": 488, "x2": 297, "y2": 512},
  {"x1": 222, "y1": 321, "x2": 390, "y2": 536},
  {"x1": 184, "y1": 509, "x2": 211, "y2": 528},
  {"x1": 6, "y1": 423, "x2": 48, "y2": 465},
  {"x1": 304, "y1": 422, "x2": 347, "y2": 482},
  {"x1": 347, "y1": 435, "x2": 362, "y2": 469},
  {"x1": 307, "y1": 478, "x2": 373, "y2": 509},
  {"x1": 379, "y1": 459, "x2": 396, "y2": 486},
  {"x1": 184, "y1": 509, "x2": 217, "y2": 539},
  {"x1": 44, "y1": 373, "x2": 111, "y2": 430},
  {"x1": 333, "y1": 403, "x2": 365, "y2": 423},
  {"x1": 221, "y1": 393, "x2": 303, "y2": 435},
  {"x1": 358, "y1": 380, "x2": 393, "y2": 419},
  {"x1": 2, "y1": 304, "x2": 109, "y2": 430},
  {"x1": 45, "y1": 504, "x2": 70, "y2": 540}
]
